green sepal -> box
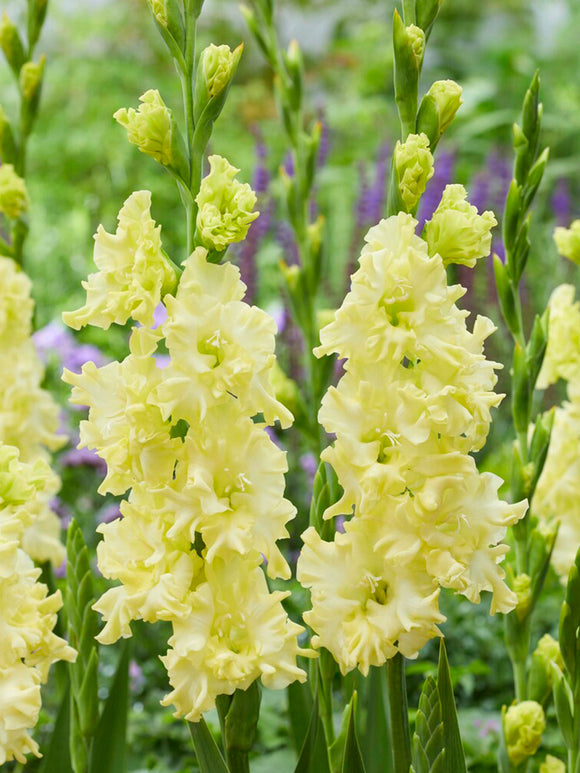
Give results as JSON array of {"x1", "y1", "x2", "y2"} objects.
[
  {"x1": 493, "y1": 254, "x2": 521, "y2": 339},
  {"x1": 551, "y1": 663, "x2": 575, "y2": 747},
  {"x1": 309, "y1": 460, "x2": 339, "y2": 541},
  {"x1": 512, "y1": 342, "x2": 530, "y2": 435},
  {"x1": 294, "y1": 692, "x2": 331, "y2": 773},
  {"x1": 88, "y1": 641, "x2": 130, "y2": 773},
  {"x1": 284, "y1": 40, "x2": 304, "y2": 113},
  {"x1": 527, "y1": 649, "x2": 551, "y2": 705},
  {"x1": 188, "y1": 716, "x2": 229, "y2": 773},
  {"x1": 510, "y1": 440, "x2": 529, "y2": 503},
  {"x1": 437, "y1": 640, "x2": 466, "y2": 773},
  {"x1": 222, "y1": 682, "x2": 261, "y2": 765},
  {"x1": 416, "y1": 93, "x2": 440, "y2": 151},
  {"x1": 0, "y1": 105, "x2": 17, "y2": 164},
  {"x1": 303, "y1": 122, "x2": 322, "y2": 201},
  {"x1": 411, "y1": 675, "x2": 446, "y2": 773},
  {"x1": 415, "y1": 0, "x2": 442, "y2": 39},
  {"x1": 393, "y1": 10, "x2": 423, "y2": 136},
  {"x1": 509, "y1": 215, "x2": 530, "y2": 285},
  {"x1": 521, "y1": 146, "x2": 549, "y2": 213},
  {"x1": 186, "y1": 0, "x2": 206, "y2": 19},
  {"x1": 526, "y1": 310, "x2": 549, "y2": 391},
  {"x1": 27, "y1": 0, "x2": 48, "y2": 51},
  {"x1": 515, "y1": 71, "x2": 541, "y2": 186},
  {"x1": 528, "y1": 524, "x2": 558, "y2": 609},
  {"x1": 559, "y1": 547, "x2": 580, "y2": 688},
  {"x1": 287, "y1": 680, "x2": 314, "y2": 754},
  {"x1": 240, "y1": 4, "x2": 274, "y2": 65},
  {"x1": 502, "y1": 180, "x2": 521, "y2": 262},
  {"x1": 528, "y1": 407, "x2": 554, "y2": 494}
]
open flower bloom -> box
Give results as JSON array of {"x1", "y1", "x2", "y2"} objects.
[
  {"x1": 64, "y1": 198, "x2": 308, "y2": 719},
  {"x1": 114, "y1": 90, "x2": 173, "y2": 166},
  {"x1": 424, "y1": 184, "x2": 497, "y2": 267},
  {"x1": 195, "y1": 156, "x2": 259, "y2": 250},
  {"x1": 63, "y1": 191, "x2": 178, "y2": 330},
  {"x1": 0, "y1": 446, "x2": 75, "y2": 765},
  {"x1": 537, "y1": 284, "x2": 580, "y2": 389},
  {"x1": 161, "y1": 553, "x2": 309, "y2": 721},
  {"x1": 298, "y1": 212, "x2": 525, "y2": 674}
]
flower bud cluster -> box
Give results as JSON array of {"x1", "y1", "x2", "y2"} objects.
[
  {"x1": 63, "y1": 192, "x2": 310, "y2": 721},
  {"x1": 0, "y1": 446, "x2": 75, "y2": 764},
  {"x1": 0, "y1": 163, "x2": 29, "y2": 220},
  {"x1": 0, "y1": 257, "x2": 65, "y2": 565},
  {"x1": 297, "y1": 212, "x2": 526, "y2": 675},
  {"x1": 535, "y1": 283, "x2": 580, "y2": 579}
]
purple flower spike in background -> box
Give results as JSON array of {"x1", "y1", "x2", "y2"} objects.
[
  {"x1": 61, "y1": 445, "x2": 107, "y2": 475},
  {"x1": 317, "y1": 111, "x2": 331, "y2": 168},
  {"x1": 552, "y1": 178, "x2": 571, "y2": 226},
  {"x1": 34, "y1": 319, "x2": 106, "y2": 373},
  {"x1": 417, "y1": 149, "x2": 455, "y2": 230},
  {"x1": 98, "y1": 502, "x2": 122, "y2": 524}
]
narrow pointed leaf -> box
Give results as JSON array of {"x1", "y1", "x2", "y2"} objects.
[
  {"x1": 360, "y1": 666, "x2": 392, "y2": 773},
  {"x1": 341, "y1": 692, "x2": 367, "y2": 773},
  {"x1": 437, "y1": 641, "x2": 466, "y2": 773},
  {"x1": 39, "y1": 686, "x2": 73, "y2": 773},
  {"x1": 288, "y1": 680, "x2": 314, "y2": 754},
  {"x1": 294, "y1": 693, "x2": 331, "y2": 773},
  {"x1": 188, "y1": 716, "x2": 229, "y2": 773},
  {"x1": 89, "y1": 641, "x2": 130, "y2": 773}
]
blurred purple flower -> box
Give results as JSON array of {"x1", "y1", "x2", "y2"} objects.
[
  {"x1": 130, "y1": 660, "x2": 145, "y2": 692},
  {"x1": 267, "y1": 303, "x2": 287, "y2": 334},
  {"x1": 552, "y1": 179, "x2": 571, "y2": 226},
  {"x1": 417, "y1": 149, "x2": 455, "y2": 230},
  {"x1": 300, "y1": 453, "x2": 317, "y2": 485},
  {"x1": 264, "y1": 425, "x2": 283, "y2": 449},
  {"x1": 152, "y1": 302, "x2": 168, "y2": 329},
  {"x1": 317, "y1": 115, "x2": 331, "y2": 168},
  {"x1": 51, "y1": 496, "x2": 73, "y2": 525},
  {"x1": 61, "y1": 445, "x2": 107, "y2": 474},
  {"x1": 54, "y1": 559, "x2": 67, "y2": 579},
  {"x1": 34, "y1": 320, "x2": 106, "y2": 373},
  {"x1": 283, "y1": 152, "x2": 294, "y2": 177},
  {"x1": 98, "y1": 503, "x2": 122, "y2": 524},
  {"x1": 276, "y1": 221, "x2": 300, "y2": 266},
  {"x1": 154, "y1": 354, "x2": 171, "y2": 370}
]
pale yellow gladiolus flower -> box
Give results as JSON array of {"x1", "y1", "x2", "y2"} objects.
[
  {"x1": 554, "y1": 219, "x2": 580, "y2": 264},
  {"x1": 114, "y1": 90, "x2": 173, "y2": 165},
  {"x1": 504, "y1": 701, "x2": 545, "y2": 767},
  {"x1": 394, "y1": 133, "x2": 434, "y2": 210}
]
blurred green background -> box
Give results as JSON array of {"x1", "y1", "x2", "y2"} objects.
[{"x1": 2, "y1": 0, "x2": 579, "y2": 770}]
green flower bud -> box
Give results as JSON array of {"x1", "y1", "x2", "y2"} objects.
[
  {"x1": 195, "y1": 155, "x2": 259, "y2": 251},
  {"x1": 19, "y1": 56, "x2": 45, "y2": 102},
  {"x1": 201, "y1": 43, "x2": 243, "y2": 99},
  {"x1": 417, "y1": 79, "x2": 463, "y2": 147},
  {"x1": 503, "y1": 701, "x2": 545, "y2": 767},
  {"x1": 536, "y1": 634, "x2": 564, "y2": 672},
  {"x1": 554, "y1": 220, "x2": 580, "y2": 264},
  {"x1": 0, "y1": 164, "x2": 29, "y2": 219},
  {"x1": 424, "y1": 183, "x2": 497, "y2": 267},
  {"x1": 0, "y1": 105, "x2": 16, "y2": 164},
  {"x1": 512, "y1": 573, "x2": 532, "y2": 621},
  {"x1": 539, "y1": 755, "x2": 566, "y2": 773},
  {"x1": 406, "y1": 24, "x2": 425, "y2": 65},
  {"x1": 0, "y1": 13, "x2": 26, "y2": 75},
  {"x1": 394, "y1": 132, "x2": 434, "y2": 211},
  {"x1": 114, "y1": 90, "x2": 173, "y2": 166},
  {"x1": 148, "y1": 0, "x2": 168, "y2": 26}
]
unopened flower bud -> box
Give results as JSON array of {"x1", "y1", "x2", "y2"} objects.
[
  {"x1": 19, "y1": 57, "x2": 45, "y2": 102},
  {"x1": 0, "y1": 13, "x2": 26, "y2": 74},
  {"x1": 0, "y1": 164, "x2": 29, "y2": 219},
  {"x1": 0, "y1": 105, "x2": 16, "y2": 164},
  {"x1": 417, "y1": 79, "x2": 463, "y2": 147},
  {"x1": 554, "y1": 220, "x2": 580, "y2": 264},
  {"x1": 195, "y1": 155, "x2": 258, "y2": 251},
  {"x1": 148, "y1": 0, "x2": 168, "y2": 26},
  {"x1": 503, "y1": 701, "x2": 545, "y2": 767},
  {"x1": 406, "y1": 24, "x2": 425, "y2": 65},
  {"x1": 512, "y1": 573, "x2": 532, "y2": 621},
  {"x1": 535, "y1": 634, "x2": 564, "y2": 672},
  {"x1": 201, "y1": 43, "x2": 243, "y2": 99},
  {"x1": 114, "y1": 90, "x2": 173, "y2": 166},
  {"x1": 424, "y1": 184, "x2": 497, "y2": 267},
  {"x1": 539, "y1": 755, "x2": 566, "y2": 773},
  {"x1": 394, "y1": 133, "x2": 434, "y2": 211}
]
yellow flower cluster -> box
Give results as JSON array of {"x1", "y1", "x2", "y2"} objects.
[
  {"x1": 535, "y1": 284, "x2": 580, "y2": 579},
  {"x1": 0, "y1": 446, "x2": 75, "y2": 764},
  {"x1": 63, "y1": 197, "x2": 309, "y2": 720},
  {"x1": 0, "y1": 257, "x2": 65, "y2": 565},
  {"x1": 297, "y1": 213, "x2": 526, "y2": 675}
]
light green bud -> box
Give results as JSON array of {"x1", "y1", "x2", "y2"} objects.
[
  {"x1": 195, "y1": 155, "x2": 259, "y2": 251},
  {"x1": 512, "y1": 573, "x2": 532, "y2": 621},
  {"x1": 19, "y1": 56, "x2": 45, "y2": 102},
  {"x1": 148, "y1": 0, "x2": 168, "y2": 26},
  {"x1": 417, "y1": 79, "x2": 463, "y2": 147},
  {"x1": 0, "y1": 164, "x2": 29, "y2": 219},
  {"x1": 0, "y1": 13, "x2": 25, "y2": 74},
  {"x1": 503, "y1": 701, "x2": 545, "y2": 767},
  {"x1": 424, "y1": 183, "x2": 497, "y2": 267},
  {"x1": 201, "y1": 43, "x2": 243, "y2": 99},
  {"x1": 114, "y1": 90, "x2": 173, "y2": 166},
  {"x1": 0, "y1": 105, "x2": 16, "y2": 163},
  {"x1": 535, "y1": 634, "x2": 564, "y2": 672},
  {"x1": 406, "y1": 24, "x2": 425, "y2": 65},
  {"x1": 554, "y1": 220, "x2": 580, "y2": 264},
  {"x1": 394, "y1": 132, "x2": 434, "y2": 211},
  {"x1": 539, "y1": 755, "x2": 566, "y2": 773}
]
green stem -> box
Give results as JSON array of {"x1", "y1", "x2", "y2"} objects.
[
  {"x1": 513, "y1": 656, "x2": 527, "y2": 702},
  {"x1": 178, "y1": 6, "x2": 197, "y2": 254},
  {"x1": 386, "y1": 654, "x2": 412, "y2": 773}
]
